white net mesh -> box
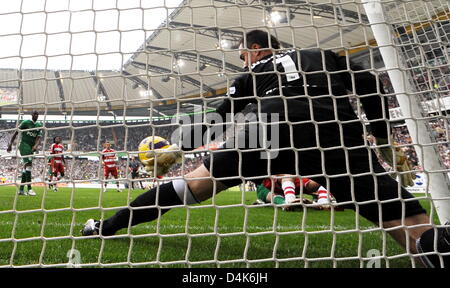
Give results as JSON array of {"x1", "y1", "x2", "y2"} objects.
[{"x1": 0, "y1": 0, "x2": 449, "y2": 268}]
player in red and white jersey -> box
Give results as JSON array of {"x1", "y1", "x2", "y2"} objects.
[
  {"x1": 102, "y1": 142, "x2": 121, "y2": 192},
  {"x1": 49, "y1": 136, "x2": 65, "y2": 192}
]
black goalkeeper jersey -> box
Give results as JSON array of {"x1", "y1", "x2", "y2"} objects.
[
  {"x1": 181, "y1": 49, "x2": 389, "y2": 151},
  {"x1": 215, "y1": 49, "x2": 389, "y2": 138}
]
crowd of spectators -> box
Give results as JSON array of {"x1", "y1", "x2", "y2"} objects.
[
  {"x1": 0, "y1": 157, "x2": 107, "y2": 182},
  {"x1": 0, "y1": 151, "x2": 205, "y2": 183},
  {"x1": 0, "y1": 157, "x2": 201, "y2": 182},
  {"x1": 0, "y1": 119, "x2": 178, "y2": 153},
  {"x1": 0, "y1": 117, "x2": 206, "y2": 183}
]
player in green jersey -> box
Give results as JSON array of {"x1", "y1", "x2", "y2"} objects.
[{"x1": 7, "y1": 111, "x2": 42, "y2": 196}]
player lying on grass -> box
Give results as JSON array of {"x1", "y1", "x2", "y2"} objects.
[
  {"x1": 254, "y1": 175, "x2": 337, "y2": 211},
  {"x1": 7, "y1": 110, "x2": 42, "y2": 196},
  {"x1": 82, "y1": 30, "x2": 450, "y2": 268}
]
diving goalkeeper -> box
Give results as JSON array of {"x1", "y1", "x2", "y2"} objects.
[{"x1": 82, "y1": 30, "x2": 449, "y2": 268}]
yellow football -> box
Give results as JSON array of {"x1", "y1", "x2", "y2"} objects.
[{"x1": 138, "y1": 136, "x2": 171, "y2": 163}]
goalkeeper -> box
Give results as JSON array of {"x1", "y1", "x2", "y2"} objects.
[
  {"x1": 82, "y1": 30, "x2": 449, "y2": 268},
  {"x1": 7, "y1": 111, "x2": 42, "y2": 196}
]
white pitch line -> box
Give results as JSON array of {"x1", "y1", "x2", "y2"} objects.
[{"x1": 0, "y1": 220, "x2": 377, "y2": 232}]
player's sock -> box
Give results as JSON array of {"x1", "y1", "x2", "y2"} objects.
[
  {"x1": 20, "y1": 170, "x2": 27, "y2": 191},
  {"x1": 417, "y1": 224, "x2": 450, "y2": 268},
  {"x1": 282, "y1": 180, "x2": 296, "y2": 204},
  {"x1": 317, "y1": 186, "x2": 331, "y2": 204},
  {"x1": 101, "y1": 180, "x2": 197, "y2": 236}
]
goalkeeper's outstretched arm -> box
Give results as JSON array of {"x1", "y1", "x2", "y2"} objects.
[
  {"x1": 143, "y1": 87, "x2": 251, "y2": 176},
  {"x1": 178, "y1": 76, "x2": 252, "y2": 151}
]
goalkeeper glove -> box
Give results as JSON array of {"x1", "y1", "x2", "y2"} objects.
[
  {"x1": 375, "y1": 137, "x2": 416, "y2": 187},
  {"x1": 141, "y1": 144, "x2": 183, "y2": 177}
]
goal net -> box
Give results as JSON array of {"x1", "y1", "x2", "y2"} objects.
[{"x1": 0, "y1": 0, "x2": 449, "y2": 268}]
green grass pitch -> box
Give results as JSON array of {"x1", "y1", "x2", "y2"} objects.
[{"x1": 0, "y1": 185, "x2": 438, "y2": 268}]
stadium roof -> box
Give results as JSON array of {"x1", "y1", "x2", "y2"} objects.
[
  {"x1": 123, "y1": 0, "x2": 375, "y2": 107},
  {"x1": 0, "y1": 0, "x2": 448, "y2": 117}
]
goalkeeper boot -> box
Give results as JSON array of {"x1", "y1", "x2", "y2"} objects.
[
  {"x1": 81, "y1": 219, "x2": 100, "y2": 236},
  {"x1": 27, "y1": 190, "x2": 36, "y2": 196},
  {"x1": 18, "y1": 189, "x2": 27, "y2": 196},
  {"x1": 416, "y1": 222, "x2": 450, "y2": 268}
]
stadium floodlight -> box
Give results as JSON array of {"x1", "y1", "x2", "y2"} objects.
[
  {"x1": 220, "y1": 39, "x2": 231, "y2": 49},
  {"x1": 215, "y1": 39, "x2": 232, "y2": 50},
  {"x1": 173, "y1": 58, "x2": 185, "y2": 68},
  {"x1": 265, "y1": 9, "x2": 289, "y2": 26}
]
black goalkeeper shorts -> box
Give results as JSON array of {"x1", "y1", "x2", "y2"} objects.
[{"x1": 202, "y1": 119, "x2": 426, "y2": 223}]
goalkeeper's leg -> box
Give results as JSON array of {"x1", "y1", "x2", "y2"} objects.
[
  {"x1": 328, "y1": 146, "x2": 448, "y2": 267},
  {"x1": 383, "y1": 215, "x2": 450, "y2": 268},
  {"x1": 382, "y1": 214, "x2": 431, "y2": 255},
  {"x1": 416, "y1": 222, "x2": 450, "y2": 268},
  {"x1": 89, "y1": 118, "x2": 278, "y2": 237},
  {"x1": 85, "y1": 165, "x2": 226, "y2": 236},
  {"x1": 97, "y1": 182, "x2": 183, "y2": 235}
]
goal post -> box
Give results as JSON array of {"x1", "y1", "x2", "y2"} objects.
[{"x1": 362, "y1": 0, "x2": 450, "y2": 224}]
